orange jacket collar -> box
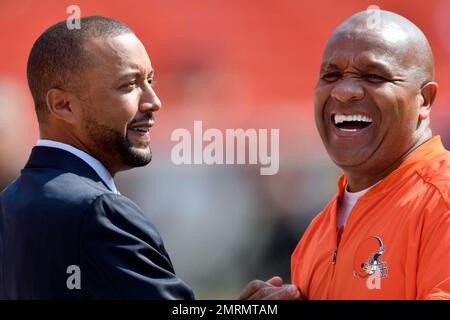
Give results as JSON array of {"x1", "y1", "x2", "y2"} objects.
[{"x1": 336, "y1": 136, "x2": 448, "y2": 200}]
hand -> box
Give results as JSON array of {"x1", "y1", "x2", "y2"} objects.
[{"x1": 238, "y1": 276, "x2": 302, "y2": 300}]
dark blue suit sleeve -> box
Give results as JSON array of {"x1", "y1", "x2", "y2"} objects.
[{"x1": 79, "y1": 194, "x2": 194, "y2": 299}]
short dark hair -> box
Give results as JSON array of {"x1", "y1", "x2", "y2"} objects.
[{"x1": 27, "y1": 16, "x2": 133, "y2": 122}]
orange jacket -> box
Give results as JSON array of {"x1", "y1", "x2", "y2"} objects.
[{"x1": 291, "y1": 136, "x2": 450, "y2": 299}]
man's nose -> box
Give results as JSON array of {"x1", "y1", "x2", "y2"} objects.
[
  {"x1": 139, "y1": 83, "x2": 162, "y2": 113},
  {"x1": 330, "y1": 77, "x2": 364, "y2": 103}
]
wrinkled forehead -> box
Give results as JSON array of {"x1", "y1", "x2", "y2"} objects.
[{"x1": 321, "y1": 29, "x2": 410, "y2": 72}]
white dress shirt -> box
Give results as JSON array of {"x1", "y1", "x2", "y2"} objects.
[{"x1": 36, "y1": 139, "x2": 119, "y2": 194}]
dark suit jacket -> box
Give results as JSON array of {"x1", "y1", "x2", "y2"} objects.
[{"x1": 0, "y1": 146, "x2": 194, "y2": 299}]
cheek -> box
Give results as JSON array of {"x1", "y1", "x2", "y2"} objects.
[
  {"x1": 392, "y1": 92, "x2": 420, "y2": 126},
  {"x1": 95, "y1": 91, "x2": 140, "y2": 129},
  {"x1": 314, "y1": 84, "x2": 330, "y2": 120},
  {"x1": 371, "y1": 86, "x2": 420, "y2": 138},
  {"x1": 399, "y1": 93, "x2": 421, "y2": 120},
  {"x1": 116, "y1": 94, "x2": 140, "y2": 119},
  {"x1": 369, "y1": 85, "x2": 404, "y2": 124}
]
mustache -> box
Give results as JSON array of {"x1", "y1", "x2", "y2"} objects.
[{"x1": 128, "y1": 113, "x2": 154, "y2": 127}]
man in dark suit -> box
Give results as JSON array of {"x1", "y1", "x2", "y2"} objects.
[{"x1": 0, "y1": 16, "x2": 194, "y2": 299}]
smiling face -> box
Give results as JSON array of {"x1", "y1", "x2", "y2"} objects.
[
  {"x1": 314, "y1": 12, "x2": 437, "y2": 190},
  {"x1": 72, "y1": 33, "x2": 162, "y2": 174}
]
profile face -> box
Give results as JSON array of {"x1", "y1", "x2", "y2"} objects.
[
  {"x1": 314, "y1": 30, "x2": 423, "y2": 174},
  {"x1": 76, "y1": 33, "x2": 162, "y2": 170}
]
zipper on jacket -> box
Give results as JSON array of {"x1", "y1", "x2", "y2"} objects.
[
  {"x1": 332, "y1": 226, "x2": 344, "y2": 265},
  {"x1": 331, "y1": 248, "x2": 338, "y2": 264}
]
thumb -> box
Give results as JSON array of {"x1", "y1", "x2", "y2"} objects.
[{"x1": 266, "y1": 276, "x2": 283, "y2": 287}]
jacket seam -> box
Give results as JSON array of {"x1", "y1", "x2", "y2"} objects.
[{"x1": 414, "y1": 169, "x2": 450, "y2": 211}]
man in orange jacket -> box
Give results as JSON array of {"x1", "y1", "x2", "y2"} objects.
[{"x1": 240, "y1": 9, "x2": 449, "y2": 300}]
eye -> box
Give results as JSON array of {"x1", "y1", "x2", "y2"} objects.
[
  {"x1": 122, "y1": 80, "x2": 138, "y2": 89},
  {"x1": 147, "y1": 78, "x2": 156, "y2": 86},
  {"x1": 363, "y1": 74, "x2": 387, "y2": 83},
  {"x1": 322, "y1": 72, "x2": 341, "y2": 82}
]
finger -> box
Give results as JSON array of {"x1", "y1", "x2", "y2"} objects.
[
  {"x1": 239, "y1": 280, "x2": 271, "y2": 300},
  {"x1": 266, "y1": 276, "x2": 283, "y2": 287},
  {"x1": 263, "y1": 285, "x2": 302, "y2": 300},
  {"x1": 247, "y1": 285, "x2": 300, "y2": 300}
]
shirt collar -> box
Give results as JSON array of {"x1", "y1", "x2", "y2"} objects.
[
  {"x1": 343, "y1": 184, "x2": 372, "y2": 204},
  {"x1": 36, "y1": 139, "x2": 119, "y2": 194},
  {"x1": 336, "y1": 135, "x2": 448, "y2": 200}
]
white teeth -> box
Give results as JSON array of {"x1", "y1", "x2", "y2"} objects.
[{"x1": 334, "y1": 114, "x2": 373, "y2": 125}]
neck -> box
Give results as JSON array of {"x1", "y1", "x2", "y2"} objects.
[
  {"x1": 344, "y1": 130, "x2": 432, "y2": 192},
  {"x1": 40, "y1": 128, "x2": 122, "y2": 177}
]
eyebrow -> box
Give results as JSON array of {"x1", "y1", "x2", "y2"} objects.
[
  {"x1": 356, "y1": 61, "x2": 393, "y2": 76},
  {"x1": 117, "y1": 69, "x2": 155, "y2": 81},
  {"x1": 320, "y1": 62, "x2": 340, "y2": 72},
  {"x1": 320, "y1": 60, "x2": 393, "y2": 76}
]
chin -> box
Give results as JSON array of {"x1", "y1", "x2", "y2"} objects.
[
  {"x1": 328, "y1": 149, "x2": 370, "y2": 169},
  {"x1": 122, "y1": 146, "x2": 152, "y2": 168}
]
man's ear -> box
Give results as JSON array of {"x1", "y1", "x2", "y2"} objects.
[
  {"x1": 45, "y1": 88, "x2": 78, "y2": 124},
  {"x1": 418, "y1": 82, "x2": 438, "y2": 121}
]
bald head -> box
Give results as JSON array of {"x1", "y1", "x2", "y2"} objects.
[{"x1": 326, "y1": 9, "x2": 435, "y2": 85}]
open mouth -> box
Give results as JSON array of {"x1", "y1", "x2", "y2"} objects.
[
  {"x1": 332, "y1": 113, "x2": 373, "y2": 132},
  {"x1": 128, "y1": 126, "x2": 151, "y2": 143},
  {"x1": 129, "y1": 127, "x2": 150, "y2": 134}
]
